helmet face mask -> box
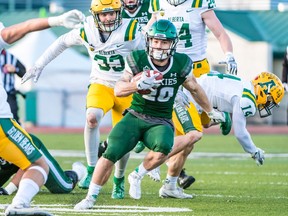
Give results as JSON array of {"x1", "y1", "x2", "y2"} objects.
[
  {"x1": 90, "y1": 0, "x2": 122, "y2": 32},
  {"x1": 252, "y1": 72, "x2": 285, "y2": 118},
  {"x1": 146, "y1": 19, "x2": 178, "y2": 61},
  {"x1": 121, "y1": 0, "x2": 142, "y2": 11},
  {"x1": 167, "y1": 0, "x2": 187, "y2": 6}
]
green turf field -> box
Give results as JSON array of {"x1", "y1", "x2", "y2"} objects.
[{"x1": 1, "y1": 133, "x2": 287, "y2": 216}]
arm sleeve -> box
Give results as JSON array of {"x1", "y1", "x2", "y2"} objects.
[
  {"x1": 35, "y1": 29, "x2": 82, "y2": 68},
  {"x1": 232, "y1": 97, "x2": 258, "y2": 154}
]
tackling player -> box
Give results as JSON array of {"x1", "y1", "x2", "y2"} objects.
[
  {"x1": 21, "y1": 0, "x2": 146, "y2": 200},
  {"x1": 0, "y1": 10, "x2": 85, "y2": 216},
  {"x1": 73, "y1": 19, "x2": 224, "y2": 209},
  {"x1": 163, "y1": 71, "x2": 285, "y2": 198}
]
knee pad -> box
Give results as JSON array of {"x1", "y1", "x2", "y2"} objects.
[
  {"x1": 86, "y1": 108, "x2": 104, "y2": 128},
  {"x1": 28, "y1": 165, "x2": 48, "y2": 184}
]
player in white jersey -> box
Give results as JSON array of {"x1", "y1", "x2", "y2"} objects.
[
  {"x1": 0, "y1": 10, "x2": 84, "y2": 216},
  {"x1": 21, "y1": 0, "x2": 145, "y2": 200},
  {"x1": 186, "y1": 71, "x2": 284, "y2": 162},
  {"x1": 159, "y1": 71, "x2": 285, "y2": 198}
]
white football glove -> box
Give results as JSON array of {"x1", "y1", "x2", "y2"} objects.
[
  {"x1": 219, "y1": 52, "x2": 237, "y2": 75},
  {"x1": 283, "y1": 82, "x2": 288, "y2": 92},
  {"x1": 136, "y1": 72, "x2": 162, "y2": 91},
  {"x1": 207, "y1": 109, "x2": 225, "y2": 123},
  {"x1": 252, "y1": 148, "x2": 265, "y2": 166},
  {"x1": 48, "y1": 9, "x2": 85, "y2": 29},
  {"x1": 21, "y1": 66, "x2": 43, "y2": 84},
  {"x1": 175, "y1": 89, "x2": 190, "y2": 108}
]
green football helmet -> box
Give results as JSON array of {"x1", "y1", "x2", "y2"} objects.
[{"x1": 146, "y1": 19, "x2": 178, "y2": 61}]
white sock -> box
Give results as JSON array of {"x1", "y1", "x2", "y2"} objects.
[
  {"x1": 12, "y1": 179, "x2": 39, "y2": 205},
  {"x1": 114, "y1": 153, "x2": 130, "y2": 178},
  {"x1": 88, "y1": 182, "x2": 102, "y2": 199},
  {"x1": 5, "y1": 182, "x2": 18, "y2": 195},
  {"x1": 165, "y1": 175, "x2": 178, "y2": 189},
  {"x1": 84, "y1": 123, "x2": 100, "y2": 166},
  {"x1": 136, "y1": 163, "x2": 148, "y2": 177}
]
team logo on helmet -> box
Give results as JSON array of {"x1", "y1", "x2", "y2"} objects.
[{"x1": 252, "y1": 72, "x2": 284, "y2": 118}]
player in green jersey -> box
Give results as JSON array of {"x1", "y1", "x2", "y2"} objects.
[
  {"x1": 74, "y1": 19, "x2": 224, "y2": 209},
  {"x1": 121, "y1": 0, "x2": 151, "y2": 27}
]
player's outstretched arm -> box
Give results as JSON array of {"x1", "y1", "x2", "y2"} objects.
[{"x1": 1, "y1": 9, "x2": 84, "y2": 44}]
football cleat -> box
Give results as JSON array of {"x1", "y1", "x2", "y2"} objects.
[
  {"x1": 0, "y1": 187, "x2": 9, "y2": 195},
  {"x1": 78, "y1": 166, "x2": 94, "y2": 189},
  {"x1": 134, "y1": 141, "x2": 145, "y2": 153},
  {"x1": 128, "y1": 171, "x2": 142, "y2": 199},
  {"x1": 111, "y1": 176, "x2": 125, "y2": 199},
  {"x1": 74, "y1": 196, "x2": 96, "y2": 210},
  {"x1": 252, "y1": 148, "x2": 265, "y2": 166},
  {"x1": 146, "y1": 166, "x2": 161, "y2": 182},
  {"x1": 5, "y1": 202, "x2": 53, "y2": 216},
  {"x1": 64, "y1": 170, "x2": 78, "y2": 189},
  {"x1": 159, "y1": 185, "x2": 193, "y2": 199},
  {"x1": 177, "y1": 169, "x2": 196, "y2": 189},
  {"x1": 220, "y1": 112, "x2": 232, "y2": 135}
]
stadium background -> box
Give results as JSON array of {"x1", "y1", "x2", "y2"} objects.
[{"x1": 0, "y1": 0, "x2": 288, "y2": 128}]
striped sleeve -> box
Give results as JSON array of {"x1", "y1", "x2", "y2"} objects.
[
  {"x1": 240, "y1": 88, "x2": 257, "y2": 117},
  {"x1": 150, "y1": 0, "x2": 160, "y2": 12},
  {"x1": 79, "y1": 28, "x2": 88, "y2": 43},
  {"x1": 124, "y1": 20, "x2": 138, "y2": 41}
]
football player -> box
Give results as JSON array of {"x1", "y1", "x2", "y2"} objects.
[
  {"x1": 21, "y1": 0, "x2": 146, "y2": 200},
  {"x1": 121, "y1": 0, "x2": 151, "y2": 27},
  {"x1": 0, "y1": 134, "x2": 86, "y2": 195},
  {"x1": 177, "y1": 71, "x2": 284, "y2": 166},
  {"x1": 140, "y1": 0, "x2": 238, "y2": 191},
  {"x1": 73, "y1": 19, "x2": 224, "y2": 209},
  {"x1": 0, "y1": 10, "x2": 84, "y2": 216}
]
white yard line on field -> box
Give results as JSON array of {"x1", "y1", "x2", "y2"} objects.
[
  {"x1": 49, "y1": 150, "x2": 288, "y2": 159},
  {"x1": 0, "y1": 204, "x2": 192, "y2": 215}
]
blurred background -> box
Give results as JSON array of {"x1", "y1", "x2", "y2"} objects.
[{"x1": 0, "y1": 0, "x2": 288, "y2": 128}]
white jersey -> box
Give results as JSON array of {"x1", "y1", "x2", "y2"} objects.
[
  {"x1": 0, "y1": 23, "x2": 13, "y2": 118},
  {"x1": 184, "y1": 72, "x2": 259, "y2": 155},
  {"x1": 149, "y1": 0, "x2": 216, "y2": 61},
  {"x1": 35, "y1": 17, "x2": 145, "y2": 88}
]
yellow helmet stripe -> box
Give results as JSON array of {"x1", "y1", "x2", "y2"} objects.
[{"x1": 242, "y1": 88, "x2": 257, "y2": 107}]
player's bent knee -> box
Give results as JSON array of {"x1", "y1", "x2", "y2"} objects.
[
  {"x1": 28, "y1": 165, "x2": 48, "y2": 184},
  {"x1": 86, "y1": 108, "x2": 103, "y2": 128}
]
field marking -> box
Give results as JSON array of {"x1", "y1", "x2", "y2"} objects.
[
  {"x1": 0, "y1": 204, "x2": 192, "y2": 215},
  {"x1": 50, "y1": 150, "x2": 288, "y2": 159}
]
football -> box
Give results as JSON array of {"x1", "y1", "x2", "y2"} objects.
[{"x1": 132, "y1": 70, "x2": 163, "y2": 94}]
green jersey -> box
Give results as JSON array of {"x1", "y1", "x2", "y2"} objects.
[
  {"x1": 122, "y1": 0, "x2": 151, "y2": 26},
  {"x1": 126, "y1": 50, "x2": 193, "y2": 119}
]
